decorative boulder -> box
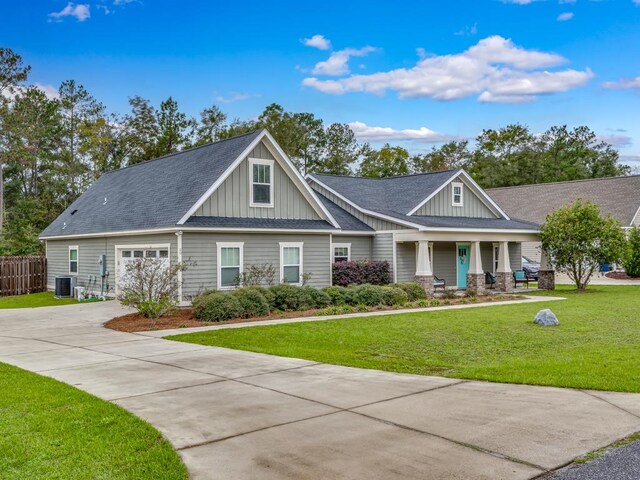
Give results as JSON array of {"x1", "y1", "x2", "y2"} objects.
[{"x1": 534, "y1": 309, "x2": 559, "y2": 326}]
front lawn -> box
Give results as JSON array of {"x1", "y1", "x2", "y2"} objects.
[
  {"x1": 168, "y1": 285, "x2": 640, "y2": 393},
  {"x1": 0, "y1": 291, "x2": 77, "y2": 308},
  {"x1": 0, "y1": 362, "x2": 187, "y2": 480}
]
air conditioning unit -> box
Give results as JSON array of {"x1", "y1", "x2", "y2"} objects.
[{"x1": 55, "y1": 276, "x2": 77, "y2": 298}]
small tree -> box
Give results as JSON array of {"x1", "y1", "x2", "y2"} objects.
[
  {"x1": 540, "y1": 200, "x2": 627, "y2": 290},
  {"x1": 119, "y1": 257, "x2": 192, "y2": 319},
  {"x1": 624, "y1": 226, "x2": 640, "y2": 278}
]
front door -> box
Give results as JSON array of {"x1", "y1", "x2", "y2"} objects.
[{"x1": 457, "y1": 245, "x2": 469, "y2": 288}]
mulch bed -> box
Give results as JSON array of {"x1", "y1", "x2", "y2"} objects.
[
  {"x1": 605, "y1": 271, "x2": 638, "y2": 280},
  {"x1": 105, "y1": 293, "x2": 524, "y2": 333}
]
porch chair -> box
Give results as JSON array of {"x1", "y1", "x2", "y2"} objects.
[
  {"x1": 512, "y1": 270, "x2": 529, "y2": 289},
  {"x1": 485, "y1": 271, "x2": 496, "y2": 289},
  {"x1": 433, "y1": 275, "x2": 446, "y2": 291}
]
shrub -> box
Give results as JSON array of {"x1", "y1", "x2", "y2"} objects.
[
  {"x1": 193, "y1": 292, "x2": 243, "y2": 322},
  {"x1": 322, "y1": 286, "x2": 348, "y2": 305},
  {"x1": 429, "y1": 299, "x2": 441, "y2": 307},
  {"x1": 380, "y1": 286, "x2": 409, "y2": 306},
  {"x1": 441, "y1": 289, "x2": 457, "y2": 299},
  {"x1": 396, "y1": 282, "x2": 428, "y2": 301},
  {"x1": 465, "y1": 288, "x2": 477, "y2": 298},
  {"x1": 232, "y1": 288, "x2": 270, "y2": 318},
  {"x1": 332, "y1": 260, "x2": 391, "y2": 287},
  {"x1": 243, "y1": 286, "x2": 276, "y2": 309},
  {"x1": 269, "y1": 284, "x2": 308, "y2": 311},
  {"x1": 302, "y1": 287, "x2": 332, "y2": 309},
  {"x1": 625, "y1": 226, "x2": 640, "y2": 277},
  {"x1": 237, "y1": 264, "x2": 277, "y2": 287},
  {"x1": 350, "y1": 284, "x2": 386, "y2": 306}
]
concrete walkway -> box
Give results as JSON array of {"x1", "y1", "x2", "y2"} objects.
[{"x1": 2, "y1": 301, "x2": 640, "y2": 479}]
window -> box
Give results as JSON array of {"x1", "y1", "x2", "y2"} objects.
[
  {"x1": 493, "y1": 243, "x2": 500, "y2": 273},
  {"x1": 452, "y1": 182, "x2": 464, "y2": 207},
  {"x1": 250, "y1": 158, "x2": 274, "y2": 207},
  {"x1": 69, "y1": 246, "x2": 78, "y2": 274},
  {"x1": 333, "y1": 243, "x2": 351, "y2": 263},
  {"x1": 280, "y1": 242, "x2": 303, "y2": 285},
  {"x1": 217, "y1": 243, "x2": 243, "y2": 289}
]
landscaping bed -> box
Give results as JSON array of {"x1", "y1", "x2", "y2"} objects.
[{"x1": 106, "y1": 288, "x2": 523, "y2": 333}]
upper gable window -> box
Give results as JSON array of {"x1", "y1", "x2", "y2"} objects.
[
  {"x1": 250, "y1": 158, "x2": 274, "y2": 207},
  {"x1": 452, "y1": 182, "x2": 464, "y2": 207}
]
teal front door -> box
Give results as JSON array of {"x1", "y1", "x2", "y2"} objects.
[{"x1": 457, "y1": 245, "x2": 469, "y2": 288}]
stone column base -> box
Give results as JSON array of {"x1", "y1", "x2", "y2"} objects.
[
  {"x1": 495, "y1": 271, "x2": 514, "y2": 292},
  {"x1": 466, "y1": 273, "x2": 486, "y2": 295},
  {"x1": 414, "y1": 275, "x2": 434, "y2": 297},
  {"x1": 538, "y1": 270, "x2": 555, "y2": 290}
]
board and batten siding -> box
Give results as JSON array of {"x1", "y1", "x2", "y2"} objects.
[
  {"x1": 332, "y1": 235, "x2": 372, "y2": 260},
  {"x1": 413, "y1": 179, "x2": 498, "y2": 218},
  {"x1": 45, "y1": 233, "x2": 178, "y2": 292},
  {"x1": 181, "y1": 232, "x2": 331, "y2": 297},
  {"x1": 194, "y1": 141, "x2": 321, "y2": 220},
  {"x1": 309, "y1": 182, "x2": 410, "y2": 231}
]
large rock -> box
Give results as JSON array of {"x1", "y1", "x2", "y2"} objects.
[{"x1": 534, "y1": 309, "x2": 559, "y2": 326}]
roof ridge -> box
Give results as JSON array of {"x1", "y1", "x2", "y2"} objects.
[
  {"x1": 487, "y1": 174, "x2": 640, "y2": 191},
  {"x1": 310, "y1": 169, "x2": 457, "y2": 181},
  {"x1": 102, "y1": 129, "x2": 263, "y2": 176}
]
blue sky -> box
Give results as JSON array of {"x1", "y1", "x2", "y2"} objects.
[{"x1": 2, "y1": 0, "x2": 640, "y2": 167}]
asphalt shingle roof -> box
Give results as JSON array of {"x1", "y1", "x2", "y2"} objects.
[
  {"x1": 184, "y1": 217, "x2": 334, "y2": 230},
  {"x1": 487, "y1": 176, "x2": 640, "y2": 226},
  {"x1": 41, "y1": 130, "x2": 264, "y2": 237},
  {"x1": 408, "y1": 216, "x2": 540, "y2": 230},
  {"x1": 315, "y1": 193, "x2": 374, "y2": 232}
]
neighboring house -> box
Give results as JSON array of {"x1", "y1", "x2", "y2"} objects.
[
  {"x1": 40, "y1": 129, "x2": 544, "y2": 301},
  {"x1": 487, "y1": 175, "x2": 640, "y2": 262}
]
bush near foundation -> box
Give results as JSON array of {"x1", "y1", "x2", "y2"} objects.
[
  {"x1": 625, "y1": 226, "x2": 640, "y2": 278},
  {"x1": 332, "y1": 260, "x2": 391, "y2": 286},
  {"x1": 193, "y1": 292, "x2": 243, "y2": 322},
  {"x1": 396, "y1": 282, "x2": 428, "y2": 301},
  {"x1": 232, "y1": 288, "x2": 270, "y2": 318}
]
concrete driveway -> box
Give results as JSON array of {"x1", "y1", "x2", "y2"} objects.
[{"x1": 2, "y1": 301, "x2": 640, "y2": 479}]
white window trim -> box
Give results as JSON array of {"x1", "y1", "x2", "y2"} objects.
[
  {"x1": 452, "y1": 182, "x2": 464, "y2": 207},
  {"x1": 249, "y1": 157, "x2": 274, "y2": 208},
  {"x1": 216, "y1": 242, "x2": 244, "y2": 290},
  {"x1": 68, "y1": 245, "x2": 79, "y2": 275},
  {"x1": 114, "y1": 243, "x2": 171, "y2": 296},
  {"x1": 279, "y1": 242, "x2": 303, "y2": 286},
  {"x1": 332, "y1": 242, "x2": 351, "y2": 262}
]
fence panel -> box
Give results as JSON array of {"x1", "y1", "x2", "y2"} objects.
[{"x1": 0, "y1": 256, "x2": 48, "y2": 296}]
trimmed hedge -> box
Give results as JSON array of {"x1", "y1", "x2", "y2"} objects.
[
  {"x1": 396, "y1": 282, "x2": 428, "y2": 301},
  {"x1": 232, "y1": 288, "x2": 270, "y2": 318},
  {"x1": 193, "y1": 292, "x2": 243, "y2": 322},
  {"x1": 332, "y1": 260, "x2": 391, "y2": 287},
  {"x1": 322, "y1": 286, "x2": 347, "y2": 305}
]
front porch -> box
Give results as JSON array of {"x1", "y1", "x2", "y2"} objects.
[{"x1": 392, "y1": 231, "x2": 555, "y2": 296}]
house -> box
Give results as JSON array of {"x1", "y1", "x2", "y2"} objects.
[
  {"x1": 40, "y1": 129, "x2": 547, "y2": 302},
  {"x1": 487, "y1": 175, "x2": 640, "y2": 262}
]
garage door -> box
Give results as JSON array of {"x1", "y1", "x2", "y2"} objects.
[{"x1": 117, "y1": 248, "x2": 169, "y2": 292}]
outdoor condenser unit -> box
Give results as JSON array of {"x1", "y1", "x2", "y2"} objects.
[{"x1": 55, "y1": 276, "x2": 77, "y2": 298}]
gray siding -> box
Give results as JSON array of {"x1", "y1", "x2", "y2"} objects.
[
  {"x1": 395, "y1": 242, "x2": 416, "y2": 283},
  {"x1": 194, "y1": 141, "x2": 321, "y2": 220},
  {"x1": 480, "y1": 242, "x2": 495, "y2": 274},
  {"x1": 522, "y1": 241, "x2": 541, "y2": 262},
  {"x1": 182, "y1": 232, "x2": 331, "y2": 297},
  {"x1": 433, "y1": 242, "x2": 457, "y2": 287},
  {"x1": 372, "y1": 233, "x2": 395, "y2": 277},
  {"x1": 46, "y1": 233, "x2": 178, "y2": 293},
  {"x1": 310, "y1": 182, "x2": 410, "y2": 231},
  {"x1": 414, "y1": 178, "x2": 498, "y2": 218},
  {"x1": 509, "y1": 242, "x2": 522, "y2": 271},
  {"x1": 332, "y1": 235, "x2": 372, "y2": 260}
]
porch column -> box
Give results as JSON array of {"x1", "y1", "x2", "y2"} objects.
[
  {"x1": 414, "y1": 240, "x2": 434, "y2": 297},
  {"x1": 538, "y1": 249, "x2": 556, "y2": 290},
  {"x1": 466, "y1": 242, "x2": 486, "y2": 295},
  {"x1": 495, "y1": 241, "x2": 514, "y2": 292}
]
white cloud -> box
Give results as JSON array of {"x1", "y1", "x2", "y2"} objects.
[
  {"x1": 348, "y1": 121, "x2": 453, "y2": 143},
  {"x1": 455, "y1": 23, "x2": 478, "y2": 36},
  {"x1": 557, "y1": 12, "x2": 574, "y2": 21},
  {"x1": 602, "y1": 76, "x2": 640, "y2": 91},
  {"x1": 312, "y1": 46, "x2": 378, "y2": 76},
  {"x1": 48, "y1": 3, "x2": 90, "y2": 22},
  {"x1": 2, "y1": 83, "x2": 60, "y2": 101},
  {"x1": 214, "y1": 92, "x2": 259, "y2": 104},
  {"x1": 597, "y1": 134, "x2": 632, "y2": 147},
  {"x1": 303, "y1": 35, "x2": 592, "y2": 103},
  {"x1": 303, "y1": 34, "x2": 331, "y2": 51},
  {"x1": 502, "y1": 0, "x2": 536, "y2": 4}
]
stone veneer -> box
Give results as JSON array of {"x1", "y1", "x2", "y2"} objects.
[
  {"x1": 466, "y1": 273, "x2": 486, "y2": 295},
  {"x1": 495, "y1": 272, "x2": 515, "y2": 292},
  {"x1": 414, "y1": 275, "x2": 434, "y2": 297},
  {"x1": 538, "y1": 270, "x2": 556, "y2": 290}
]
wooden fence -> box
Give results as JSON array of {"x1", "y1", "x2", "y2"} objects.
[{"x1": 0, "y1": 256, "x2": 47, "y2": 296}]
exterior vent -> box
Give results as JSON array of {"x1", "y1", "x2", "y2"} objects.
[{"x1": 55, "y1": 276, "x2": 77, "y2": 298}]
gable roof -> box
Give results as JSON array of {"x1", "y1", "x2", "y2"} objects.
[
  {"x1": 487, "y1": 175, "x2": 640, "y2": 227},
  {"x1": 41, "y1": 130, "x2": 338, "y2": 239},
  {"x1": 315, "y1": 193, "x2": 374, "y2": 232}
]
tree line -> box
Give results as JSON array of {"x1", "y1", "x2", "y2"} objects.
[{"x1": 0, "y1": 47, "x2": 631, "y2": 255}]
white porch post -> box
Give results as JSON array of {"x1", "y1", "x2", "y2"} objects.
[
  {"x1": 414, "y1": 240, "x2": 434, "y2": 296},
  {"x1": 467, "y1": 241, "x2": 485, "y2": 294},
  {"x1": 496, "y1": 241, "x2": 513, "y2": 291}
]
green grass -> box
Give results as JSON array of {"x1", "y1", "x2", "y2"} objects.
[
  {"x1": 0, "y1": 362, "x2": 187, "y2": 480},
  {"x1": 0, "y1": 291, "x2": 77, "y2": 308},
  {"x1": 169, "y1": 285, "x2": 640, "y2": 393}
]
